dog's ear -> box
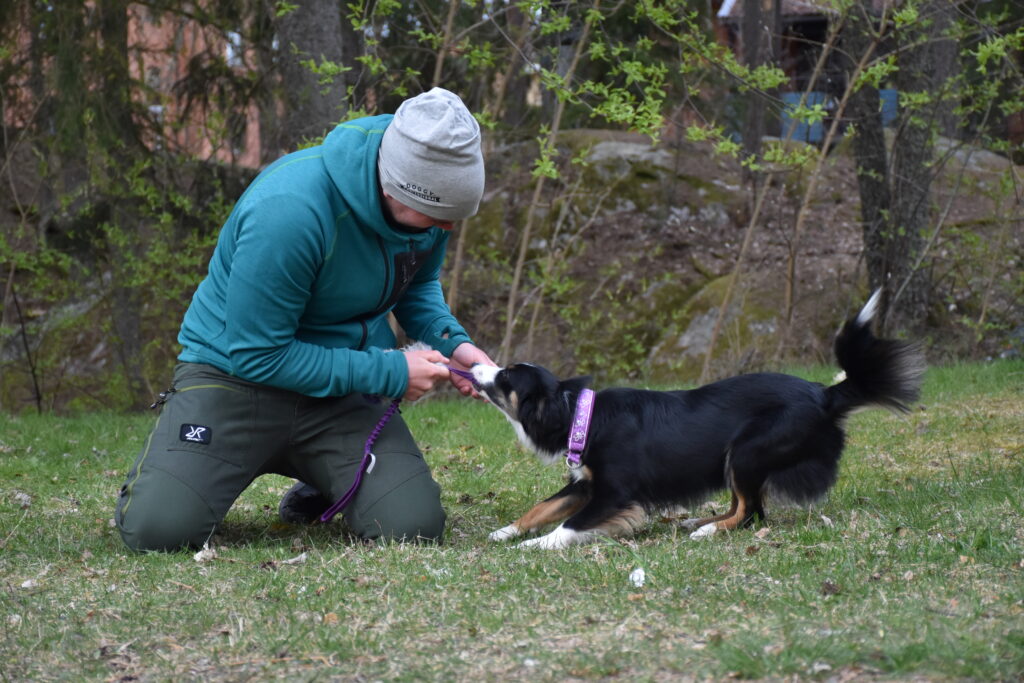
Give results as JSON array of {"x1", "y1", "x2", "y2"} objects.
[{"x1": 559, "y1": 376, "x2": 593, "y2": 395}]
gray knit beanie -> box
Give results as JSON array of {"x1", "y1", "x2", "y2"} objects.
[{"x1": 378, "y1": 88, "x2": 485, "y2": 222}]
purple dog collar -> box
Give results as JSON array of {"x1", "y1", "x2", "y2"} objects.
[{"x1": 566, "y1": 388, "x2": 595, "y2": 469}]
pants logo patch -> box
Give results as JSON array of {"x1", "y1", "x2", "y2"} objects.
[{"x1": 180, "y1": 424, "x2": 212, "y2": 444}]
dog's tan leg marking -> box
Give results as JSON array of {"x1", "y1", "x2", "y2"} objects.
[
  {"x1": 514, "y1": 493, "x2": 589, "y2": 533},
  {"x1": 490, "y1": 492, "x2": 589, "y2": 542},
  {"x1": 690, "y1": 491, "x2": 748, "y2": 539},
  {"x1": 710, "y1": 492, "x2": 749, "y2": 531},
  {"x1": 593, "y1": 505, "x2": 646, "y2": 537},
  {"x1": 517, "y1": 505, "x2": 646, "y2": 549},
  {"x1": 682, "y1": 492, "x2": 738, "y2": 529}
]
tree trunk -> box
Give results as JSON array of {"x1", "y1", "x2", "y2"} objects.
[
  {"x1": 886, "y1": 1, "x2": 955, "y2": 333},
  {"x1": 844, "y1": 7, "x2": 892, "y2": 296},
  {"x1": 254, "y1": 5, "x2": 282, "y2": 166},
  {"x1": 99, "y1": 0, "x2": 151, "y2": 408},
  {"x1": 740, "y1": 0, "x2": 766, "y2": 185},
  {"x1": 846, "y1": 1, "x2": 954, "y2": 334},
  {"x1": 930, "y1": 1, "x2": 959, "y2": 139},
  {"x1": 338, "y1": 4, "x2": 365, "y2": 111},
  {"x1": 499, "y1": 7, "x2": 533, "y2": 128},
  {"x1": 273, "y1": 0, "x2": 348, "y2": 154}
]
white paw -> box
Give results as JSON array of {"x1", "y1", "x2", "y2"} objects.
[
  {"x1": 488, "y1": 524, "x2": 521, "y2": 542},
  {"x1": 690, "y1": 522, "x2": 718, "y2": 540},
  {"x1": 516, "y1": 525, "x2": 585, "y2": 550},
  {"x1": 517, "y1": 533, "x2": 568, "y2": 550}
]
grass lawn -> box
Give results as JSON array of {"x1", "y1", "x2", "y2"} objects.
[{"x1": 2, "y1": 360, "x2": 1022, "y2": 681}]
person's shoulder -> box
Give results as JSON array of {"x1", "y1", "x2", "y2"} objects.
[
  {"x1": 323, "y1": 114, "x2": 395, "y2": 153},
  {"x1": 234, "y1": 160, "x2": 328, "y2": 228},
  {"x1": 332, "y1": 113, "x2": 394, "y2": 136},
  {"x1": 241, "y1": 149, "x2": 330, "y2": 200}
]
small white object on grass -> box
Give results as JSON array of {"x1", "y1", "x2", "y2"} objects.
[
  {"x1": 193, "y1": 543, "x2": 217, "y2": 563},
  {"x1": 280, "y1": 552, "x2": 308, "y2": 566},
  {"x1": 629, "y1": 567, "x2": 646, "y2": 587}
]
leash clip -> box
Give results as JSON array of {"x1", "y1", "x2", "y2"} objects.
[
  {"x1": 565, "y1": 455, "x2": 583, "y2": 469},
  {"x1": 149, "y1": 387, "x2": 175, "y2": 410}
]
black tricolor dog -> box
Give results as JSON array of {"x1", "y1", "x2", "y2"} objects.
[{"x1": 471, "y1": 290, "x2": 925, "y2": 549}]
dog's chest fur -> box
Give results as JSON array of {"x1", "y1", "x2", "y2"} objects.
[{"x1": 505, "y1": 413, "x2": 562, "y2": 465}]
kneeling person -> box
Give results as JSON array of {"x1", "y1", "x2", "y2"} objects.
[{"x1": 115, "y1": 88, "x2": 494, "y2": 551}]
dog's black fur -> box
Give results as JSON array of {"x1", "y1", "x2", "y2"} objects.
[{"x1": 471, "y1": 290, "x2": 926, "y2": 548}]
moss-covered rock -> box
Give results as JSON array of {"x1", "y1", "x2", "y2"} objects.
[{"x1": 645, "y1": 274, "x2": 779, "y2": 383}]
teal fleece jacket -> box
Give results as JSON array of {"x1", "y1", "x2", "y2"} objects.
[{"x1": 177, "y1": 114, "x2": 472, "y2": 398}]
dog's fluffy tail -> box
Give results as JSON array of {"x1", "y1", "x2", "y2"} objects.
[{"x1": 827, "y1": 289, "x2": 926, "y2": 417}]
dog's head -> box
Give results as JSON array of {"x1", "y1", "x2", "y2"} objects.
[
  {"x1": 470, "y1": 363, "x2": 558, "y2": 419},
  {"x1": 471, "y1": 363, "x2": 592, "y2": 459}
]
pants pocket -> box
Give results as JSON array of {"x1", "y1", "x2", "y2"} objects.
[{"x1": 160, "y1": 376, "x2": 256, "y2": 469}]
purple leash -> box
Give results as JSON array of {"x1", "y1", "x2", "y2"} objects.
[
  {"x1": 319, "y1": 367, "x2": 479, "y2": 524},
  {"x1": 448, "y1": 367, "x2": 479, "y2": 386},
  {"x1": 319, "y1": 398, "x2": 401, "y2": 523}
]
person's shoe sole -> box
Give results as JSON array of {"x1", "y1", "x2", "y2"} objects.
[{"x1": 278, "y1": 481, "x2": 332, "y2": 525}]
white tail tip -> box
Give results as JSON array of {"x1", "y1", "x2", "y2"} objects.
[{"x1": 857, "y1": 289, "x2": 882, "y2": 326}]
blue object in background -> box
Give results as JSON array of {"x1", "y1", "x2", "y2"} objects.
[
  {"x1": 780, "y1": 92, "x2": 826, "y2": 143},
  {"x1": 879, "y1": 88, "x2": 898, "y2": 127}
]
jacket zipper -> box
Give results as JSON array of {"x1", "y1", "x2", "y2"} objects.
[
  {"x1": 357, "y1": 320, "x2": 368, "y2": 350},
  {"x1": 373, "y1": 235, "x2": 391, "y2": 312},
  {"x1": 399, "y1": 239, "x2": 414, "y2": 291},
  {"x1": 362, "y1": 237, "x2": 422, "y2": 350}
]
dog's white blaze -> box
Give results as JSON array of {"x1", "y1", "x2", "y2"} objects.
[
  {"x1": 489, "y1": 524, "x2": 522, "y2": 542},
  {"x1": 857, "y1": 289, "x2": 882, "y2": 325},
  {"x1": 517, "y1": 524, "x2": 593, "y2": 549},
  {"x1": 690, "y1": 522, "x2": 719, "y2": 539},
  {"x1": 471, "y1": 363, "x2": 501, "y2": 386}
]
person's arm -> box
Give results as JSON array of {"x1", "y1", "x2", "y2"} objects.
[{"x1": 224, "y1": 199, "x2": 409, "y2": 398}]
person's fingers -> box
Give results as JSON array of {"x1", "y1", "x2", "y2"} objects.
[
  {"x1": 451, "y1": 343, "x2": 496, "y2": 369},
  {"x1": 403, "y1": 352, "x2": 452, "y2": 401},
  {"x1": 410, "y1": 349, "x2": 448, "y2": 365},
  {"x1": 449, "y1": 372, "x2": 475, "y2": 397}
]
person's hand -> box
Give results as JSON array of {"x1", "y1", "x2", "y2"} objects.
[
  {"x1": 403, "y1": 348, "x2": 451, "y2": 401},
  {"x1": 450, "y1": 343, "x2": 497, "y2": 399}
]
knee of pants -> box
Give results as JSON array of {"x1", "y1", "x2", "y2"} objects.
[
  {"x1": 116, "y1": 472, "x2": 218, "y2": 552},
  {"x1": 347, "y1": 470, "x2": 447, "y2": 543}
]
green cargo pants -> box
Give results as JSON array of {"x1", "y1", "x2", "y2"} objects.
[{"x1": 115, "y1": 363, "x2": 445, "y2": 551}]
